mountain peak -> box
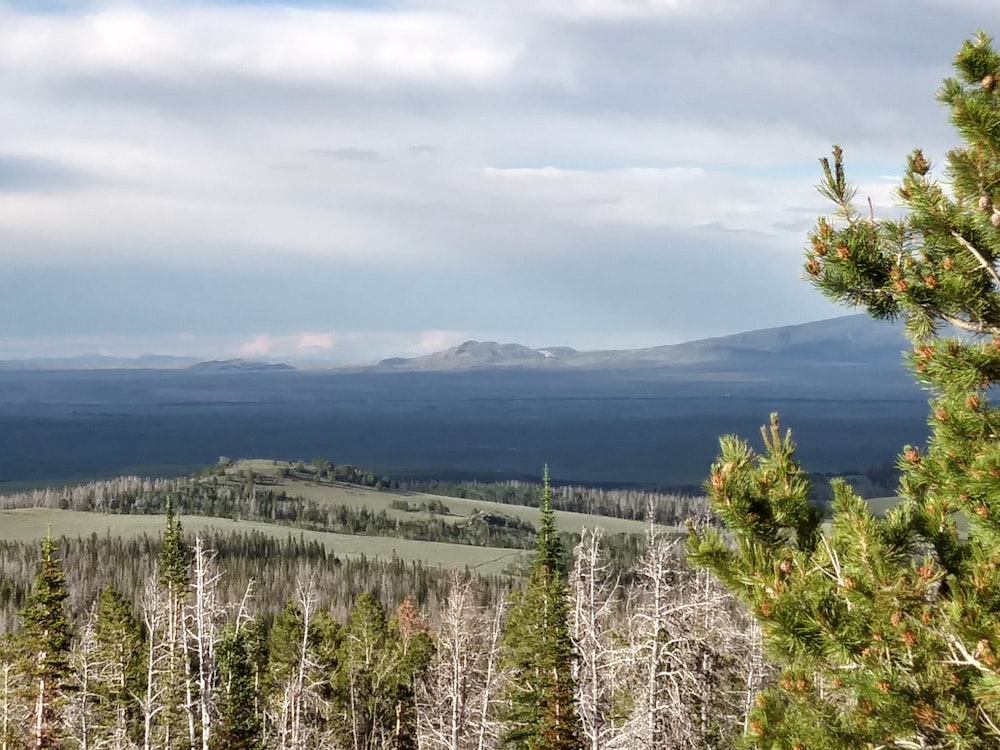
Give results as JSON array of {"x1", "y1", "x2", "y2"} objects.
[{"x1": 373, "y1": 315, "x2": 910, "y2": 372}]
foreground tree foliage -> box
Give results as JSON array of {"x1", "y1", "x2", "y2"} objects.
[{"x1": 690, "y1": 32, "x2": 1000, "y2": 750}]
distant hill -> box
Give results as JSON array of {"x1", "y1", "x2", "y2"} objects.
[
  {"x1": 0, "y1": 354, "x2": 198, "y2": 370},
  {"x1": 375, "y1": 314, "x2": 912, "y2": 371},
  {"x1": 188, "y1": 359, "x2": 295, "y2": 373},
  {"x1": 377, "y1": 340, "x2": 578, "y2": 370},
  {"x1": 0, "y1": 315, "x2": 916, "y2": 373}
]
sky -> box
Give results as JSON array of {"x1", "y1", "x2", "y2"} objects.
[{"x1": 0, "y1": 0, "x2": 991, "y2": 362}]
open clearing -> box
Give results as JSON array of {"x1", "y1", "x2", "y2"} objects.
[
  {"x1": 227, "y1": 460, "x2": 666, "y2": 536},
  {"x1": 0, "y1": 508, "x2": 528, "y2": 575}
]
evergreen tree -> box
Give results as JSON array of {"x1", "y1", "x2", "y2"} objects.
[
  {"x1": 159, "y1": 497, "x2": 190, "y2": 593},
  {"x1": 20, "y1": 531, "x2": 71, "y2": 750},
  {"x1": 93, "y1": 584, "x2": 144, "y2": 748},
  {"x1": 502, "y1": 467, "x2": 581, "y2": 750},
  {"x1": 153, "y1": 498, "x2": 193, "y2": 750},
  {"x1": 690, "y1": 31, "x2": 1000, "y2": 750},
  {"x1": 266, "y1": 586, "x2": 339, "y2": 749},
  {"x1": 332, "y1": 592, "x2": 405, "y2": 750},
  {"x1": 212, "y1": 624, "x2": 263, "y2": 750}
]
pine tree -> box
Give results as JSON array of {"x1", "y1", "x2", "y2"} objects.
[
  {"x1": 212, "y1": 623, "x2": 263, "y2": 750},
  {"x1": 20, "y1": 531, "x2": 71, "y2": 750},
  {"x1": 152, "y1": 499, "x2": 193, "y2": 750},
  {"x1": 690, "y1": 31, "x2": 1000, "y2": 750},
  {"x1": 93, "y1": 584, "x2": 144, "y2": 750},
  {"x1": 502, "y1": 467, "x2": 581, "y2": 750}
]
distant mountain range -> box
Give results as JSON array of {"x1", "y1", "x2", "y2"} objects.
[
  {"x1": 374, "y1": 314, "x2": 913, "y2": 372},
  {"x1": 0, "y1": 314, "x2": 916, "y2": 373},
  {"x1": 0, "y1": 354, "x2": 200, "y2": 371},
  {"x1": 0, "y1": 355, "x2": 294, "y2": 372}
]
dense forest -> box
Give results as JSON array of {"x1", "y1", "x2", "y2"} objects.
[{"x1": 0, "y1": 475, "x2": 764, "y2": 750}]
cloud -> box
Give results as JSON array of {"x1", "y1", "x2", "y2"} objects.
[
  {"x1": 237, "y1": 334, "x2": 275, "y2": 357},
  {"x1": 310, "y1": 148, "x2": 381, "y2": 162},
  {"x1": 0, "y1": 154, "x2": 90, "y2": 193},
  {"x1": 0, "y1": 0, "x2": 983, "y2": 356},
  {"x1": 297, "y1": 332, "x2": 335, "y2": 350},
  {"x1": 0, "y1": 5, "x2": 518, "y2": 84}
]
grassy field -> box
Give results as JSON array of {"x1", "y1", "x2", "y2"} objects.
[
  {"x1": 0, "y1": 508, "x2": 529, "y2": 575},
  {"x1": 227, "y1": 459, "x2": 663, "y2": 536}
]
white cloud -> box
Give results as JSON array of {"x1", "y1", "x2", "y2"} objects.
[
  {"x1": 525, "y1": 0, "x2": 764, "y2": 20},
  {"x1": 297, "y1": 332, "x2": 335, "y2": 351},
  {"x1": 0, "y1": 0, "x2": 981, "y2": 352},
  {"x1": 237, "y1": 334, "x2": 275, "y2": 357},
  {"x1": 0, "y1": 6, "x2": 518, "y2": 84}
]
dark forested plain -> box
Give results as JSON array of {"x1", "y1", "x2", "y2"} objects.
[{"x1": 0, "y1": 356, "x2": 928, "y2": 487}]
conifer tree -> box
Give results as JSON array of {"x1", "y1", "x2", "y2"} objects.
[
  {"x1": 20, "y1": 531, "x2": 71, "y2": 750},
  {"x1": 93, "y1": 584, "x2": 144, "y2": 749},
  {"x1": 153, "y1": 498, "x2": 193, "y2": 750},
  {"x1": 502, "y1": 467, "x2": 581, "y2": 750},
  {"x1": 690, "y1": 31, "x2": 1000, "y2": 750},
  {"x1": 212, "y1": 623, "x2": 263, "y2": 750}
]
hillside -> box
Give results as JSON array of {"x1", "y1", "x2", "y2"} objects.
[
  {"x1": 0, "y1": 460, "x2": 672, "y2": 576},
  {"x1": 374, "y1": 314, "x2": 910, "y2": 371},
  {"x1": 0, "y1": 507, "x2": 526, "y2": 574}
]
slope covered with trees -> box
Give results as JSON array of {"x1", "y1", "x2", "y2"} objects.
[{"x1": 0, "y1": 493, "x2": 761, "y2": 749}]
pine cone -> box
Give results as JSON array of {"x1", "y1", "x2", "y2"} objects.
[
  {"x1": 914, "y1": 703, "x2": 937, "y2": 727},
  {"x1": 983, "y1": 73, "x2": 996, "y2": 91}
]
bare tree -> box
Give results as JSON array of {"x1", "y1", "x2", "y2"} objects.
[
  {"x1": 140, "y1": 574, "x2": 169, "y2": 750},
  {"x1": 0, "y1": 638, "x2": 27, "y2": 750},
  {"x1": 269, "y1": 578, "x2": 328, "y2": 750},
  {"x1": 416, "y1": 574, "x2": 507, "y2": 750},
  {"x1": 63, "y1": 607, "x2": 100, "y2": 750},
  {"x1": 569, "y1": 528, "x2": 623, "y2": 750},
  {"x1": 625, "y1": 523, "x2": 680, "y2": 748},
  {"x1": 187, "y1": 537, "x2": 224, "y2": 750},
  {"x1": 617, "y1": 519, "x2": 766, "y2": 750}
]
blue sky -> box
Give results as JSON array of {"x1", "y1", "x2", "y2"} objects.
[{"x1": 0, "y1": 0, "x2": 990, "y2": 361}]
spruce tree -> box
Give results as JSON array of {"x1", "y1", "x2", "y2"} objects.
[
  {"x1": 689, "y1": 31, "x2": 1000, "y2": 750},
  {"x1": 155, "y1": 497, "x2": 192, "y2": 750},
  {"x1": 212, "y1": 623, "x2": 263, "y2": 750},
  {"x1": 93, "y1": 584, "x2": 144, "y2": 747},
  {"x1": 502, "y1": 467, "x2": 581, "y2": 750},
  {"x1": 20, "y1": 531, "x2": 71, "y2": 750}
]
